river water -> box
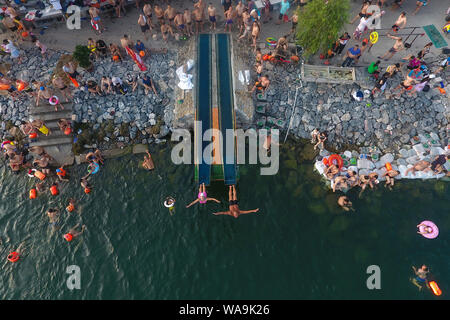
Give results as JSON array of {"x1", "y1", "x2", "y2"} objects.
[{"x1": 0, "y1": 140, "x2": 448, "y2": 299}]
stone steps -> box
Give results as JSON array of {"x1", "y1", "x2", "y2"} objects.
[{"x1": 28, "y1": 102, "x2": 74, "y2": 165}]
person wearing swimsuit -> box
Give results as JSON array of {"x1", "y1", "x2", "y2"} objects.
[
  {"x1": 213, "y1": 185, "x2": 259, "y2": 218},
  {"x1": 186, "y1": 183, "x2": 220, "y2": 208}
]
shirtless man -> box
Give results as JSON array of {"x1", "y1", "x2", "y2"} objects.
[
  {"x1": 184, "y1": 8, "x2": 194, "y2": 36},
  {"x1": 193, "y1": 6, "x2": 203, "y2": 34},
  {"x1": 208, "y1": 3, "x2": 217, "y2": 30},
  {"x1": 195, "y1": 0, "x2": 206, "y2": 18},
  {"x1": 173, "y1": 12, "x2": 186, "y2": 36},
  {"x1": 47, "y1": 208, "x2": 60, "y2": 229},
  {"x1": 52, "y1": 75, "x2": 72, "y2": 102},
  {"x1": 404, "y1": 160, "x2": 431, "y2": 176},
  {"x1": 164, "y1": 4, "x2": 177, "y2": 28},
  {"x1": 368, "y1": 172, "x2": 379, "y2": 189},
  {"x1": 33, "y1": 155, "x2": 51, "y2": 175},
  {"x1": 338, "y1": 196, "x2": 354, "y2": 212},
  {"x1": 89, "y1": 5, "x2": 104, "y2": 33},
  {"x1": 64, "y1": 224, "x2": 86, "y2": 242},
  {"x1": 392, "y1": 73, "x2": 416, "y2": 96},
  {"x1": 213, "y1": 185, "x2": 259, "y2": 218},
  {"x1": 378, "y1": 33, "x2": 404, "y2": 61},
  {"x1": 138, "y1": 14, "x2": 151, "y2": 41},
  {"x1": 412, "y1": 0, "x2": 429, "y2": 16},
  {"x1": 160, "y1": 20, "x2": 173, "y2": 42},
  {"x1": 120, "y1": 34, "x2": 133, "y2": 49},
  {"x1": 251, "y1": 20, "x2": 260, "y2": 51},
  {"x1": 224, "y1": 5, "x2": 234, "y2": 32},
  {"x1": 20, "y1": 121, "x2": 34, "y2": 136},
  {"x1": 154, "y1": 5, "x2": 165, "y2": 26},
  {"x1": 142, "y1": 151, "x2": 154, "y2": 170},
  {"x1": 383, "y1": 169, "x2": 400, "y2": 189},
  {"x1": 28, "y1": 146, "x2": 46, "y2": 157},
  {"x1": 236, "y1": 1, "x2": 245, "y2": 30},
  {"x1": 411, "y1": 265, "x2": 429, "y2": 290},
  {"x1": 143, "y1": 4, "x2": 154, "y2": 29},
  {"x1": 392, "y1": 12, "x2": 407, "y2": 32}
]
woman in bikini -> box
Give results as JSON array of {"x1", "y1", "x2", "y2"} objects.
[{"x1": 186, "y1": 183, "x2": 221, "y2": 208}]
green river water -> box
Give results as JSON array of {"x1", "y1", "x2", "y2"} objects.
[{"x1": 0, "y1": 140, "x2": 448, "y2": 299}]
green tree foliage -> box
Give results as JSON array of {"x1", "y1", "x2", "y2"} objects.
[
  {"x1": 295, "y1": 0, "x2": 350, "y2": 58},
  {"x1": 72, "y1": 45, "x2": 91, "y2": 69}
]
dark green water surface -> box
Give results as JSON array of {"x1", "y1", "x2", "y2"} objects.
[{"x1": 0, "y1": 142, "x2": 448, "y2": 299}]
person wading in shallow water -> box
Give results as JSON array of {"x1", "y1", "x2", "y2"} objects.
[{"x1": 213, "y1": 185, "x2": 259, "y2": 218}]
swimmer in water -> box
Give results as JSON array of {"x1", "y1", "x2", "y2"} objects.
[
  {"x1": 64, "y1": 224, "x2": 86, "y2": 242},
  {"x1": 358, "y1": 174, "x2": 370, "y2": 197},
  {"x1": 383, "y1": 169, "x2": 400, "y2": 189},
  {"x1": 165, "y1": 196, "x2": 176, "y2": 215},
  {"x1": 213, "y1": 185, "x2": 259, "y2": 218},
  {"x1": 368, "y1": 172, "x2": 379, "y2": 189},
  {"x1": 47, "y1": 208, "x2": 60, "y2": 229},
  {"x1": 66, "y1": 198, "x2": 76, "y2": 213},
  {"x1": 186, "y1": 183, "x2": 221, "y2": 208},
  {"x1": 142, "y1": 150, "x2": 154, "y2": 170},
  {"x1": 338, "y1": 195, "x2": 354, "y2": 211},
  {"x1": 80, "y1": 177, "x2": 93, "y2": 193},
  {"x1": 411, "y1": 265, "x2": 429, "y2": 290},
  {"x1": 417, "y1": 223, "x2": 434, "y2": 235}
]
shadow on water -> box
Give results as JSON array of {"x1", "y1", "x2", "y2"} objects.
[{"x1": 0, "y1": 141, "x2": 448, "y2": 299}]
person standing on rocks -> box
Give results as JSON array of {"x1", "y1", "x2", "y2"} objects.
[
  {"x1": 89, "y1": 5, "x2": 104, "y2": 34},
  {"x1": 154, "y1": 5, "x2": 165, "y2": 26},
  {"x1": 143, "y1": 4, "x2": 154, "y2": 30},
  {"x1": 184, "y1": 8, "x2": 194, "y2": 36},
  {"x1": 164, "y1": 4, "x2": 177, "y2": 28},
  {"x1": 193, "y1": 6, "x2": 204, "y2": 34},
  {"x1": 138, "y1": 14, "x2": 151, "y2": 41},
  {"x1": 277, "y1": 0, "x2": 290, "y2": 25},
  {"x1": 208, "y1": 3, "x2": 217, "y2": 31},
  {"x1": 174, "y1": 12, "x2": 187, "y2": 37},
  {"x1": 378, "y1": 33, "x2": 404, "y2": 61},
  {"x1": 52, "y1": 75, "x2": 72, "y2": 102}
]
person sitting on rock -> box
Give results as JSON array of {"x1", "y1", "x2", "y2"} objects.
[
  {"x1": 430, "y1": 154, "x2": 449, "y2": 174},
  {"x1": 383, "y1": 169, "x2": 400, "y2": 189},
  {"x1": 87, "y1": 80, "x2": 102, "y2": 95},
  {"x1": 368, "y1": 172, "x2": 379, "y2": 189},
  {"x1": 109, "y1": 43, "x2": 123, "y2": 62},
  {"x1": 139, "y1": 74, "x2": 158, "y2": 96},
  {"x1": 111, "y1": 76, "x2": 127, "y2": 95},
  {"x1": 250, "y1": 74, "x2": 270, "y2": 94},
  {"x1": 57, "y1": 119, "x2": 71, "y2": 134},
  {"x1": 125, "y1": 74, "x2": 138, "y2": 92},
  {"x1": 346, "y1": 170, "x2": 359, "y2": 187},
  {"x1": 86, "y1": 149, "x2": 104, "y2": 165},
  {"x1": 20, "y1": 120, "x2": 34, "y2": 136},
  {"x1": 96, "y1": 39, "x2": 108, "y2": 58},
  {"x1": 33, "y1": 154, "x2": 52, "y2": 175},
  {"x1": 100, "y1": 76, "x2": 113, "y2": 94},
  {"x1": 314, "y1": 132, "x2": 327, "y2": 150},
  {"x1": 404, "y1": 160, "x2": 431, "y2": 176}
]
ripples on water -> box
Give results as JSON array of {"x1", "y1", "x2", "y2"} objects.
[{"x1": 0, "y1": 141, "x2": 448, "y2": 299}]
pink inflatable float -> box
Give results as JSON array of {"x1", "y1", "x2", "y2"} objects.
[{"x1": 417, "y1": 221, "x2": 439, "y2": 239}]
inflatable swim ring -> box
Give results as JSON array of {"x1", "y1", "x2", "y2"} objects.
[
  {"x1": 88, "y1": 162, "x2": 100, "y2": 175},
  {"x1": 7, "y1": 252, "x2": 19, "y2": 263},
  {"x1": 327, "y1": 154, "x2": 344, "y2": 169},
  {"x1": 266, "y1": 37, "x2": 277, "y2": 48},
  {"x1": 418, "y1": 220, "x2": 439, "y2": 239},
  {"x1": 49, "y1": 96, "x2": 59, "y2": 105}
]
